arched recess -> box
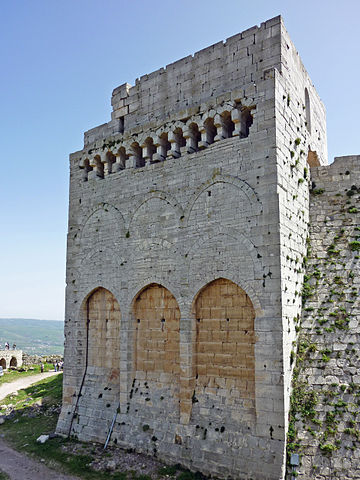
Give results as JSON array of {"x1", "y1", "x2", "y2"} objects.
[
  {"x1": 132, "y1": 284, "x2": 180, "y2": 405},
  {"x1": 80, "y1": 203, "x2": 125, "y2": 249},
  {"x1": 86, "y1": 287, "x2": 121, "y2": 373},
  {"x1": 184, "y1": 174, "x2": 261, "y2": 228},
  {"x1": 192, "y1": 278, "x2": 256, "y2": 414},
  {"x1": 10, "y1": 357, "x2": 17, "y2": 367},
  {"x1": 0, "y1": 358, "x2": 6, "y2": 369}
]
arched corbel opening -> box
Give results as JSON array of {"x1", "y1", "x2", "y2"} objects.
[
  {"x1": 114, "y1": 146, "x2": 128, "y2": 171},
  {"x1": 153, "y1": 132, "x2": 171, "y2": 162},
  {"x1": 0, "y1": 358, "x2": 6, "y2": 369},
  {"x1": 305, "y1": 88, "x2": 311, "y2": 133},
  {"x1": 169, "y1": 128, "x2": 186, "y2": 158},
  {"x1": 143, "y1": 137, "x2": 156, "y2": 165},
  {"x1": 80, "y1": 158, "x2": 93, "y2": 182},
  {"x1": 131, "y1": 142, "x2": 145, "y2": 168},
  {"x1": 185, "y1": 123, "x2": 201, "y2": 153},
  {"x1": 199, "y1": 117, "x2": 217, "y2": 148},
  {"x1": 214, "y1": 111, "x2": 235, "y2": 140},
  {"x1": 105, "y1": 151, "x2": 116, "y2": 175},
  {"x1": 240, "y1": 106, "x2": 254, "y2": 138},
  {"x1": 221, "y1": 111, "x2": 235, "y2": 138},
  {"x1": 93, "y1": 154, "x2": 104, "y2": 179}
]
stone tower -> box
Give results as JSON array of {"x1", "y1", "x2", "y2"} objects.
[{"x1": 56, "y1": 16, "x2": 327, "y2": 479}]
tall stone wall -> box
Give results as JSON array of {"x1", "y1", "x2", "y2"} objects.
[
  {"x1": 274, "y1": 19, "x2": 328, "y2": 427},
  {"x1": 288, "y1": 156, "x2": 360, "y2": 478},
  {"x1": 57, "y1": 16, "x2": 327, "y2": 480}
]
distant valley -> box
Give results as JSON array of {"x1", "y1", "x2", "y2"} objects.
[{"x1": 0, "y1": 318, "x2": 64, "y2": 355}]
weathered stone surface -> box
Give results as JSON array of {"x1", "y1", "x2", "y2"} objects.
[
  {"x1": 289, "y1": 156, "x2": 360, "y2": 479},
  {"x1": 56, "y1": 15, "x2": 334, "y2": 480}
]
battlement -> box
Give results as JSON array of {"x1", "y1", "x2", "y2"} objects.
[
  {"x1": 76, "y1": 14, "x2": 327, "y2": 182},
  {"x1": 84, "y1": 16, "x2": 282, "y2": 146}
]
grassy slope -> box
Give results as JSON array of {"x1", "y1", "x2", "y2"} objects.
[
  {"x1": 0, "y1": 375, "x2": 202, "y2": 480},
  {"x1": 0, "y1": 318, "x2": 64, "y2": 355},
  {"x1": 0, "y1": 363, "x2": 54, "y2": 384}
]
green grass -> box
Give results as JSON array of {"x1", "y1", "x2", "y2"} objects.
[
  {"x1": 0, "y1": 375, "x2": 202, "y2": 480},
  {"x1": 0, "y1": 373, "x2": 63, "y2": 414},
  {"x1": 0, "y1": 471, "x2": 10, "y2": 480},
  {"x1": 0, "y1": 363, "x2": 54, "y2": 385}
]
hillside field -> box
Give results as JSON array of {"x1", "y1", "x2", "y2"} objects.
[{"x1": 0, "y1": 318, "x2": 64, "y2": 355}]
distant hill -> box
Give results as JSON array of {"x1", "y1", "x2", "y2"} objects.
[{"x1": 0, "y1": 318, "x2": 64, "y2": 355}]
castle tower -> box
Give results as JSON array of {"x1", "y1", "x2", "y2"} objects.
[{"x1": 57, "y1": 16, "x2": 327, "y2": 479}]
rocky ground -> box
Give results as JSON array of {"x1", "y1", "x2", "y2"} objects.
[{"x1": 0, "y1": 374, "x2": 203, "y2": 480}]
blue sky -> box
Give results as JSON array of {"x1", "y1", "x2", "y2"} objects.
[{"x1": 0, "y1": 0, "x2": 359, "y2": 320}]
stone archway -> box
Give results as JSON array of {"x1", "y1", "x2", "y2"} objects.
[
  {"x1": 9, "y1": 357, "x2": 17, "y2": 368},
  {"x1": 192, "y1": 278, "x2": 256, "y2": 417},
  {"x1": 0, "y1": 358, "x2": 6, "y2": 369}
]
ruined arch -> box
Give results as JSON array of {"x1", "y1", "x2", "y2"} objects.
[
  {"x1": 132, "y1": 283, "x2": 180, "y2": 382},
  {"x1": 192, "y1": 278, "x2": 256, "y2": 413},
  {"x1": 10, "y1": 357, "x2": 17, "y2": 368},
  {"x1": 0, "y1": 358, "x2": 6, "y2": 369}
]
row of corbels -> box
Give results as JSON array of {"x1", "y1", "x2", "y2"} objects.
[{"x1": 80, "y1": 103, "x2": 255, "y2": 180}]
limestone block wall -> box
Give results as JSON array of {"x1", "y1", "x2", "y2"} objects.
[
  {"x1": 0, "y1": 350, "x2": 23, "y2": 369},
  {"x1": 271, "y1": 19, "x2": 328, "y2": 428},
  {"x1": 57, "y1": 16, "x2": 327, "y2": 480},
  {"x1": 288, "y1": 156, "x2": 360, "y2": 478}
]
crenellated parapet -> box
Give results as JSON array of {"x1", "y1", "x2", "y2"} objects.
[{"x1": 79, "y1": 99, "x2": 255, "y2": 181}]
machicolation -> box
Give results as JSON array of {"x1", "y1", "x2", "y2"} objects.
[{"x1": 57, "y1": 15, "x2": 359, "y2": 480}]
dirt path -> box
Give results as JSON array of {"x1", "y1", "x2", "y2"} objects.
[
  {"x1": 0, "y1": 372, "x2": 60, "y2": 402},
  {"x1": 0, "y1": 438, "x2": 79, "y2": 480}
]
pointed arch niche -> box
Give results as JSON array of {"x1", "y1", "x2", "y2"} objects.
[
  {"x1": 131, "y1": 284, "x2": 180, "y2": 415},
  {"x1": 86, "y1": 287, "x2": 121, "y2": 373},
  {"x1": 133, "y1": 284, "x2": 180, "y2": 379},
  {"x1": 192, "y1": 278, "x2": 256, "y2": 418}
]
